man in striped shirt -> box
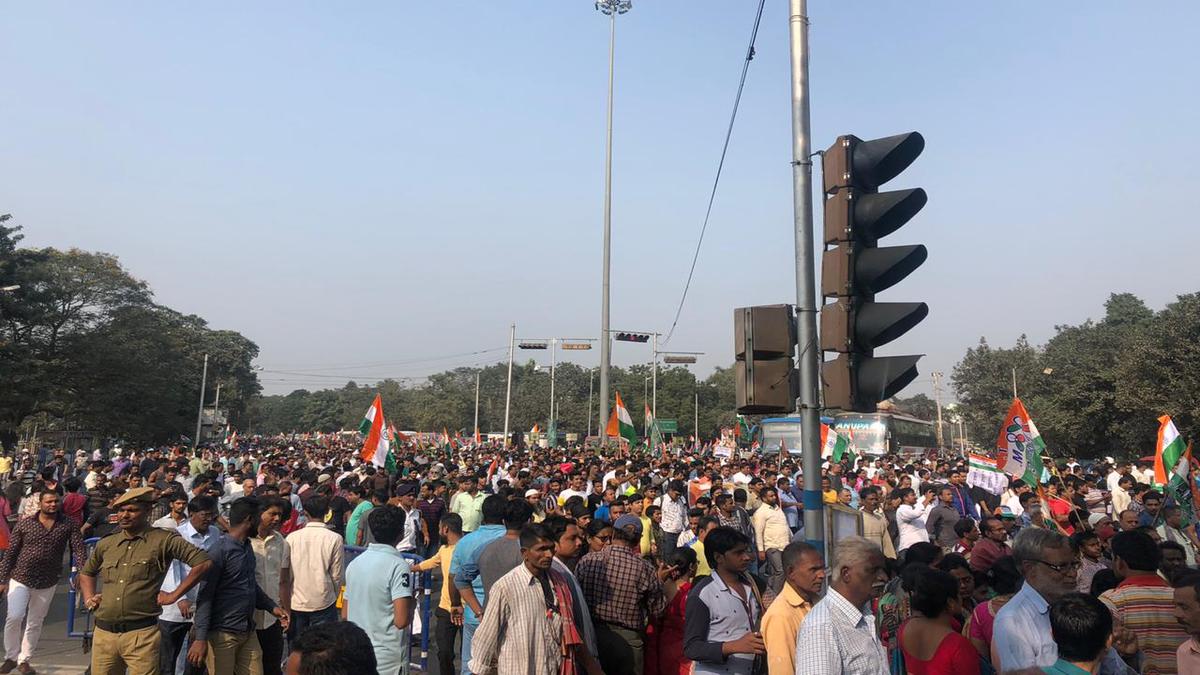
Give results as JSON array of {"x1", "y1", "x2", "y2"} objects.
[{"x1": 1100, "y1": 530, "x2": 1188, "y2": 674}]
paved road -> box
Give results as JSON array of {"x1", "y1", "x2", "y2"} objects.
[{"x1": 0, "y1": 582, "x2": 92, "y2": 674}]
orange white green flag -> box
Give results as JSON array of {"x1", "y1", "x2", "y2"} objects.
[
  {"x1": 358, "y1": 394, "x2": 390, "y2": 469},
  {"x1": 606, "y1": 392, "x2": 638, "y2": 445}
]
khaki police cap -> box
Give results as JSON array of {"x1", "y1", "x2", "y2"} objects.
[{"x1": 112, "y1": 486, "x2": 157, "y2": 507}]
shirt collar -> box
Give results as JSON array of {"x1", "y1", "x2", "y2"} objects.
[
  {"x1": 825, "y1": 587, "x2": 872, "y2": 627},
  {"x1": 303, "y1": 521, "x2": 328, "y2": 529},
  {"x1": 779, "y1": 582, "x2": 813, "y2": 609},
  {"x1": 1047, "y1": 659, "x2": 1094, "y2": 675},
  {"x1": 1117, "y1": 573, "x2": 1169, "y2": 588},
  {"x1": 1016, "y1": 583, "x2": 1050, "y2": 615},
  {"x1": 366, "y1": 543, "x2": 404, "y2": 557}
]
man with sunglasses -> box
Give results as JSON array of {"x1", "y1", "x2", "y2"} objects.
[{"x1": 993, "y1": 528, "x2": 1140, "y2": 674}]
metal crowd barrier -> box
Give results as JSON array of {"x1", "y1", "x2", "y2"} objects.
[{"x1": 67, "y1": 538, "x2": 434, "y2": 671}]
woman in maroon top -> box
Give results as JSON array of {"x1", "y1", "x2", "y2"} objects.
[
  {"x1": 899, "y1": 566, "x2": 980, "y2": 675},
  {"x1": 644, "y1": 547, "x2": 697, "y2": 675}
]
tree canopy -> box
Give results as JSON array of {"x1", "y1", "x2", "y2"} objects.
[
  {"x1": 0, "y1": 215, "x2": 260, "y2": 448},
  {"x1": 951, "y1": 292, "x2": 1198, "y2": 458}
]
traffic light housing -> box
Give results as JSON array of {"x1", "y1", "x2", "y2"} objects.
[
  {"x1": 820, "y1": 132, "x2": 928, "y2": 412},
  {"x1": 615, "y1": 332, "x2": 650, "y2": 343},
  {"x1": 734, "y1": 304, "x2": 798, "y2": 414}
]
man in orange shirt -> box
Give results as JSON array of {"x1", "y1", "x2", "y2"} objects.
[{"x1": 760, "y1": 541, "x2": 825, "y2": 675}]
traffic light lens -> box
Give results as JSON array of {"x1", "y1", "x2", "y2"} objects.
[{"x1": 855, "y1": 188, "x2": 927, "y2": 242}]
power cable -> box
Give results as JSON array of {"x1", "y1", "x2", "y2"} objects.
[{"x1": 662, "y1": 0, "x2": 768, "y2": 346}]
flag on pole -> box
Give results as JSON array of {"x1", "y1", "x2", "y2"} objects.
[
  {"x1": 1155, "y1": 416, "x2": 1194, "y2": 521},
  {"x1": 384, "y1": 423, "x2": 400, "y2": 474},
  {"x1": 531, "y1": 424, "x2": 540, "y2": 435},
  {"x1": 736, "y1": 415, "x2": 752, "y2": 443},
  {"x1": 967, "y1": 453, "x2": 1007, "y2": 495},
  {"x1": 821, "y1": 423, "x2": 852, "y2": 463},
  {"x1": 606, "y1": 392, "x2": 638, "y2": 446},
  {"x1": 226, "y1": 430, "x2": 238, "y2": 448},
  {"x1": 358, "y1": 394, "x2": 389, "y2": 469},
  {"x1": 645, "y1": 403, "x2": 654, "y2": 430},
  {"x1": 996, "y1": 398, "x2": 1046, "y2": 487}
]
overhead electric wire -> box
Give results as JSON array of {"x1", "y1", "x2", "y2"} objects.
[
  {"x1": 662, "y1": 0, "x2": 767, "y2": 346},
  {"x1": 259, "y1": 346, "x2": 508, "y2": 373}
]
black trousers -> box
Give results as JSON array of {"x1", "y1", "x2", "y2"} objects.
[
  {"x1": 157, "y1": 620, "x2": 205, "y2": 675},
  {"x1": 257, "y1": 621, "x2": 285, "y2": 675},
  {"x1": 434, "y1": 607, "x2": 461, "y2": 675}
]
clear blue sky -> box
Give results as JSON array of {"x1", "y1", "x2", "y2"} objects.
[{"x1": 4, "y1": 2, "x2": 1198, "y2": 401}]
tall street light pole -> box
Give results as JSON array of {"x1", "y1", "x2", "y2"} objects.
[
  {"x1": 596, "y1": 0, "x2": 631, "y2": 449},
  {"x1": 503, "y1": 324, "x2": 516, "y2": 448}
]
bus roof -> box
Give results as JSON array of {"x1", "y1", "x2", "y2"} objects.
[{"x1": 760, "y1": 416, "x2": 836, "y2": 425}]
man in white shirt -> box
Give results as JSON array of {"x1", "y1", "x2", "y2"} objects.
[
  {"x1": 793, "y1": 537, "x2": 889, "y2": 674},
  {"x1": 394, "y1": 482, "x2": 423, "y2": 553},
  {"x1": 1004, "y1": 479, "x2": 1031, "y2": 518},
  {"x1": 993, "y1": 528, "x2": 1138, "y2": 674},
  {"x1": 286, "y1": 496, "x2": 345, "y2": 638},
  {"x1": 895, "y1": 488, "x2": 933, "y2": 552},
  {"x1": 158, "y1": 496, "x2": 221, "y2": 675},
  {"x1": 558, "y1": 474, "x2": 590, "y2": 505}
]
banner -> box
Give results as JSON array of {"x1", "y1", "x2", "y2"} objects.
[{"x1": 967, "y1": 453, "x2": 1007, "y2": 495}]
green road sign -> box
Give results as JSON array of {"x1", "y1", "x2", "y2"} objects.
[{"x1": 657, "y1": 419, "x2": 678, "y2": 434}]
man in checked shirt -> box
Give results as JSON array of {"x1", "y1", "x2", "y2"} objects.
[
  {"x1": 0, "y1": 490, "x2": 86, "y2": 674},
  {"x1": 576, "y1": 514, "x2": 676, "y2": 675}
]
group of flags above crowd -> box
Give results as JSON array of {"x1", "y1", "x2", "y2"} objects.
[{"x1": 345, "y1": 390, "x2": 1199, "y2": 519}]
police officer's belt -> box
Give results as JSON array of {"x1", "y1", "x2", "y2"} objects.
[{"x1": 95, "y1": 618, "x2": 157, "y2": 633}]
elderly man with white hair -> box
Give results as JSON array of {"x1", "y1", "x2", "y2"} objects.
[
  {"x1": 992, "y1": 527, "x2": 1140, "y2": 674},
  {"x1": 793, "y1": 536, "x2": 889, "y2": 675}
]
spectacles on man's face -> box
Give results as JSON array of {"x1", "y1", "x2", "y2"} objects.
[{"x1": 1032, "y1": 559, "x2": 1080, "y2": 574}]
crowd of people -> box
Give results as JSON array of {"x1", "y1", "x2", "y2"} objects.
[{"x1": 0, "y1": 440, "x2": 1198, "y2": 675}]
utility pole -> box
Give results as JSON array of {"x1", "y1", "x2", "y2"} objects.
[
  {"x1": 473, "y1": 371, "x2": 481, "y2": 443},
  {"x1": 651, "y1": 332, "x2": 658, "y2": 420},
  {"x1": 503, "y1": 324, "x2": 515, "y2": 448},
  {"x1": 596, "y1": 0, "x2": 631, "y2": 450},
  {"x1": 931, "y1": 371, "x2": 945, "y2": 447},
  {"x1": 194, "y1": 354, "x2": 209, "y2": 449},
  {"x1": 212, "y1": 383, "x2": 222, "y2": 419},
  {"x1": 548, "y1": 338, "x2": 557, "y2": 446},
  {"x1": 587, "y1": 368, "x2": 595, "y2": 438},
  {"x1": 788, "y1": 0, "x2": 823, "y2": 548}
]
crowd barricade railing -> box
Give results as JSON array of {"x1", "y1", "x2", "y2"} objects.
[{"x1": 66, "y1": 536, "x2": 102, "y2": 641}]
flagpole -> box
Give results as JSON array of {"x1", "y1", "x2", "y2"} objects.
[
  {"x1": 1012, "y1": 368, "x2": 1018, "y2": 399},
  {"x1": 503, "y1": 324, "x2": 515, "y2": 448},
  {"x1": 652, "y1": 332, "x2": 658, "y2": 421},
  {"x1": 193, "y1": 353, "x2": 208, "y2": 449}
]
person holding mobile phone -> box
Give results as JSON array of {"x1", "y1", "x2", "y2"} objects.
[{"x1": 896, "y1": 487, "x2": 934, "y2": 553}]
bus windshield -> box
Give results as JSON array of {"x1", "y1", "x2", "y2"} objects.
[
  {"x1": 832, "y1": 414, "x2": 889, "y2": 456},
  {"x1": 760, "y1": 418, "x2": 803, "y2": 454}
]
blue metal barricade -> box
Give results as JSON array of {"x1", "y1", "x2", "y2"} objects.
[{"x1": 66, "y1": 536, "x2": 101, "y2": 640}]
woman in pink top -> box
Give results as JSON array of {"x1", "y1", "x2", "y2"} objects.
[{"x1": 899, "y1": 567, "x2": 980, "y2": 675}]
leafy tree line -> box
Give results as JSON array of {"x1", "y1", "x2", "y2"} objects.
[
  {"x1": 0, "y1": 215, "x2": 261, "y2": 448},
  {"x1": 951, "y1": 292, "x2": 1200, "y2": 459},
  {"x1": 249, "y1": 361, "x2": 741, "y2": 440}
]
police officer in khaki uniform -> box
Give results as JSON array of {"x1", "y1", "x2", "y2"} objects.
[{"x1": 79, "y1": 487, "x2": 213, "y2": 675}]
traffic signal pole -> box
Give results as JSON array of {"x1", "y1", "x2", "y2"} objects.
[{"x1": 787, "y1": 0, "x2": 825, "y2": 550}]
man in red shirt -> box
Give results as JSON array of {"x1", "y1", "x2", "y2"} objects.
[{"x1": 969, "y1": 517, "x2": 1011, "y2": 574}]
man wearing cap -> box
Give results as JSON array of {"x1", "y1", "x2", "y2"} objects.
[
  {"x1": 394, "y1": 482, "x2": 423, "y2": 554},
  {"x1": 79, "y1": 487, "x2": 214, "y2": 675},
  {"x1": 524, "y1": 488, "x2": 546, "y2": 523},
  {"x1": 577, "y1": 513, "x2": 673, "y2": 675}
]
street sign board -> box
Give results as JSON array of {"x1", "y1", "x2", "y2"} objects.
[{"x1": 657, "y1": 419, "x2": 678, "y2": 434}]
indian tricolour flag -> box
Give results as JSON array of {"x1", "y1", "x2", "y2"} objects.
[
  {"x1": 606, "y1": 392, "x2": 638, "y2": 445},
  {"x1": 358, "y1": 394, "x2": 390, "y2": 469},
  {"x1": 821, "y1": 423, "x2": 851, "y2": 463},
  {"x1": 967, "y1": 453, "x2": 1007, "y2": 495},
  {"x1": 1155, "y1": 414, "x2": 1189, "y2": 486}
]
